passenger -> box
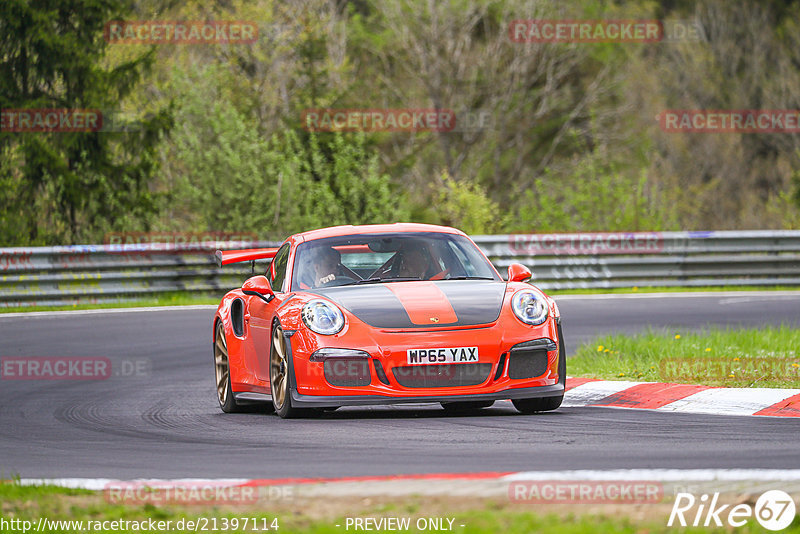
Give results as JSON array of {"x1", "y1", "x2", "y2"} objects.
[{"x1": 395, "y1": 244, "x2": 430, "y2": 279}]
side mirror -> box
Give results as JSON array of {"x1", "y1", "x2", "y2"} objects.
[
  {"x1": 242, "y1": 275, "x2": 275, "y2": 303},
  {"x1": 507, "y1": 263, "x2": 532, "y2": 283}
]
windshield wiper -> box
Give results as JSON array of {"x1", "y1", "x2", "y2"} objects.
[
  {"x1": 352, "y1": 276, "x2": 421, "y2": 285},
  {"x1": 443, "y1": 276, "x2": 495, "y2": 280}
]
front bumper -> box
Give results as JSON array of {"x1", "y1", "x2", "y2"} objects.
[
  {"x1": 287, "y1": 306, "x2": 564, "y2": 404},
  {"x1": 289, "y1": 383, "x2": 565, "y2": 408}
]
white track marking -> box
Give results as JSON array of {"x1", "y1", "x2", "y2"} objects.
[
  {"x1": 657, "y1": 387, "x2": 800, "y2": 416},
  {"x1": 562, "y1": 379, "x2": 799, "y2": 417},
  {"x1": 504, "y1": 469, "x2": 800, "y2": 481},
  {"x1": 563, "y1": 380, "x2": 646, "y2": 406},
  {"x1": 18, "y1": 478, "x2": 250, "y2": 490}
]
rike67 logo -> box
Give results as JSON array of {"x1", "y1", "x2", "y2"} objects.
[{"x1": 669, "y1": 490, "x2": 796, "y2": 531}]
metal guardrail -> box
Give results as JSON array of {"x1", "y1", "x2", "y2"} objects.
[
  {"x1": 473, "y1": 230, "x2": 800, "y2": 290},
  {"x1": 1, "y1": 231, "x2": 800, "y2": 307},
  {"x1": 0, "y1": 241, "x2": 279, "y2": 308}
]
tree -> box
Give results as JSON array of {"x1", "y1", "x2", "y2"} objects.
[
  {"x1": 625, "y1": 0, "x2": 800, "y2": 229},
  {"x1": 347, "y1": 0, "x2": 619, "y2": 207},
  {"x1": 162, "y1": 64, "x2": 408, "y2": 239},
  {"x1": 0, "y1": 0, "x2": 171, "y2": 245}
]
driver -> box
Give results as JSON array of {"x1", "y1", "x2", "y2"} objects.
[
  {"x1": 313, "y1": 246, "x2": 342, "y2": 287},
  {"x1": 396, "y1": 244, "x2": 430, "y2": 279}
]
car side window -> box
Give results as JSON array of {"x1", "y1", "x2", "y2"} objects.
[{"x1": 268, "y1": 244, "x2": 290, "y2": 292}]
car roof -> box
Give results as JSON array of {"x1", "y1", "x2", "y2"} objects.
[{"x1": 294, "y1": 223, "x2": 466, "y2": 243}]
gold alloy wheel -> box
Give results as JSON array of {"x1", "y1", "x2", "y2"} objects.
[
  {"x1": 214, "y1": 321, "x2": 230, "y2": 406},
  {"x1": 270, "y1": 325, "x2": 288, "y2": 409}
]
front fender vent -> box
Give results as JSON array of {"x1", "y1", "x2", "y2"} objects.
[{"x1": 231, "y1": 298, "x2": 244, "y2": 337}]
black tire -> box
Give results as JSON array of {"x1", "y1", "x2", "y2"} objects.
[
  {"x1": 214, "y1": 321, "x2": 245, "y2": 413},
  {"x1": 252, "y1": 402, "x2": 277, "y2": 414},
  {"x1": 512, "y1": 323, "x2": 566, "y2": 414},
  {"x1": 270, "y1": 322, "x2": 309, "y2": 419},
  {"x1": 441, "y1": 401, "x2": 494, "y2": 413},
  {"x1": 512, "y1": 394, "x2": 563, "y2": 414}
]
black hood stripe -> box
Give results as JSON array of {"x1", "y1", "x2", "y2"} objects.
[
  {"x1": 310, "y1": 281, "x2": 505, "y2": 329},
  {"x1": 436, "y1": 281, "x2": 504, "y2": 325}
]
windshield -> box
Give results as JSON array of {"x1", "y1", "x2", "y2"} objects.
[{"x1": 290, "y1": 232, "x2": 500, "y2": 290}]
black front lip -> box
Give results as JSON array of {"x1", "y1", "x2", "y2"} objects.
[{"x1": 289, "y1": 383, "x2": 565, "y2": 408}]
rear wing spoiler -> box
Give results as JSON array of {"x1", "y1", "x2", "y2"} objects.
[{"x1": 215, "y1": 248, "x2": 279, "y2": 267}]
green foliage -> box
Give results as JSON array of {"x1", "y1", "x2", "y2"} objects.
[
  {"x1": 163, "y1": 65, "x2": 408, "y2": 238},
  {"x1": 423, "y1": 172, "x2": 503, "y2": 234},
  {"x1": 0, "y1": 0, "x2": 172, "y2": 246},
  {"x1": 302, "y1": 131, "x2": 411, "y2": 228},
  {"x1": 2, "y1": 0, "x2": 800, "y2": 245},
  {"x1": 793, "y1": 168, "x2": 800, "y2": 214},
  {"x1": 163, "y1": 65, "x2": 277, "y2": 233},
  {"x1": 0, "y1": 145, "x2": 37, "y2": 245},
  {"x1": 512, "y1": 148, "x2": 678, "y2": 233}
]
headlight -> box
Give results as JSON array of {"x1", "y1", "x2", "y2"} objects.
[
  {"x1": 511, "y1": 290, "x2": 548, "y2": 325},
  {"x1": 302, "y1": 299, "x2": 345, "y2": 335}
]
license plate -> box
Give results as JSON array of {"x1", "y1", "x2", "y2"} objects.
[{"x1": 406, "y1": 346, "x2": 479, "y2": 365}]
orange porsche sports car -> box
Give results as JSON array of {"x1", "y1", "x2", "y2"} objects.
[{"x1": 213, "y1": 223, "x2": 565, "y2": 418}]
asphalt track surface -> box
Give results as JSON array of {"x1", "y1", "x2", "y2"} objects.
[{"x1": 1, "y1": 292, "x2": 799, "y2": 479}]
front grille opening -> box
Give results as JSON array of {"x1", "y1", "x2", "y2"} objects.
[
  {"x1": 373, "y1": 359, "x2": 390, "y2": 386},
  {"x1": 493, "y1": 353, "x2": 507, "y2": 381},
  {"x1": 323, "y1": 359, "x2": 371, "y2": 387},
  {"x1": 507, "y1": 348, "x2": 549, "y2": 379},
  {"x1": 392, "y1": 363, "x2": 492, "y2": 388}
]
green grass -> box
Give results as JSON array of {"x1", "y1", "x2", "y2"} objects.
[
  {"x1": 546, "y1": 284, "x2": 800, "y2": 296},
  {"x1": 0, "y1": 478, "x2": 93, "y2": 499},
  {"x1": 570, "y1": 326, "x2": 800, "y2": 387},
  {"x1": 2, "y1": 481, "x2": 797, "y2": 534},
  {"x1": 0, "y1": 292, "x2": 220, "y2": 314}
]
